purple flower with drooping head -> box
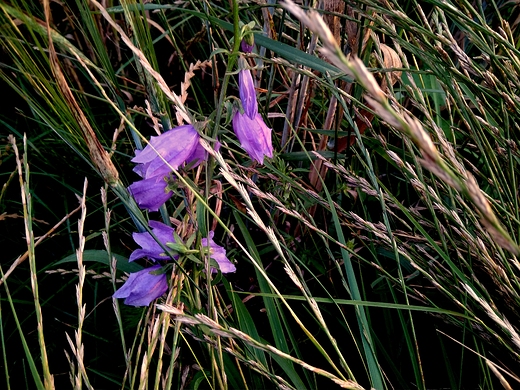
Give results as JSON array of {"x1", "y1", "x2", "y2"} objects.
[
  {"x1": 238, "y1": 69, "x2": 257, "y2": 119},
  {"x1": 113, "y1": 265, "x2": 168, "y2": 307},
  {"x1": 128, "y1": 176, "x2": 174, "y2": 212},
  {"x1": 232, "y1": 111, "x2": 273, "y2": 164},
  {"x1": 202, "y1": 231, "x2": 236, "y2": 273},
  {"x1": 130, "y1": 220, "x2": 177, "y2": 262},
  {"x1": 128, "y1": 124, "x2": 209, "y2": 211},
  {"x1": 132, "y1": 125, "x2": 202, "y2": 179}
]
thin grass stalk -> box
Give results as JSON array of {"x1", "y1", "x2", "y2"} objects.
[
  {"x1": 201, "y1": 213, "x2": 227, "y2": 389},
  {"x1": 153, "y1": 310, "x2": 170, "y2": 388},
  {"x1": 71, "y1": 178, "x2": 93, "y2": 389},
  {"x1": 438, "y1": 329, "x2": 520, "y2": 385},
  {"x1": 321, "y1": 66, "x2": 424, "y2": 382},
  {"x1": 202, "y1": 195, "x2": 227, "y2": 389},
  {"x1": 120, "y1": 0, "x2": 172, "y2": 130},
  {"x1": 0, "y1": 293, "x2": 10, "y2": 390},
  {"x1": 179, "y1": 332, "x2": 214, "y2": 387},
  {"x1": 72, "y1": 0, "x2": 121, "y2": 102},
  {"x1": 362, "y1": 142, "x2": 425, "y2": 387},
  {"x1": 138, "y1": 351, "x2": 149, "y2": 390},
  {"x1": 231, "y1": 212, "x2": 303, "y2": 387},
  {"x1": 0, "y1": 266, "x2": 45, "y2": 390},
  {"x1": 200, "y1": 8, "x2": 244, "y2": 360},
  {"x1": 162, "y1": 272, "x2": 185, "y2": 389},
  {"x1": 210, "y1": 0, "x2": 241, "y2": 141},
  {"x1": 281, "y1": 60, "x2": 301, "y2": 150},
  {"x1": 40, "y1": 0, "x2": 119, "y2": 187},
  {"x1": 329, "y1": 84, "x2": 425, "y2": 386},
  {"x1": 138, "y1": 308, "x2": 161, "y2": 390},
  {"x1": 0, "y1": 169, "x2": 16, "y2": 206},
  {"x1": 280, "y1": 3, "x2": 384, "y2": 386},
  {"x1": 366, "y1": 168, "x2": 520, "y2": 362},
  {"x1": 211, "y1": 146, "x2": 353, "y2": 383},
  {"x1": 207, "y1": 335, "x2": 295, "y2": 390},
  {"x1": 320, "y1": 180, "x2": 383, "y2": 388},
  {"x1": 105, "y1": 191, "x2": 134, "y2": 386},
  {"x1": 171, "y1": 311, "x2": 365, "y2": 390},
  {"x1": 90, "y1": 0, "x2": 190, "y2": 125},
  {"x1": 131, "y1": 310, "x2": 150, "y2": 389},
  {"x1": 287, "y1": 33, "x2": 318, "y2": 153},
  {"x1": 282, "y1": 261, "x2": 356, "y2": 378},
  {"x1": 203, "y1": 179, "x2": 225, "y2": 388},
  {"x1": 251, "y1": 189, "x2": 363, "y2": 382},
  {"x1": 0, "y1": 2, "x2": 95, "y2": 67},
  {"x1": 12, "y1": 134, "x2": 54, "y2": 389},
  {"x1": 228, "y1": 338, "x2": 250, "y2": 390},
  {"x1": 0, "y1": 203, "x2": 81, "y2": 287}
]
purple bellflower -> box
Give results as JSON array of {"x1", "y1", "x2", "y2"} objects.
[
  {"x1": 128, "y1": 175, "x2": 173, "y2": 212},
  {"x1": 132, "y1": 125, "x2": 202, "y2": 178},
  {"x1": 113, "y1": 265, "x2": 168, "y2": 307},
  {"x1": 238, "y1": 68, "x2": 257, "y2": 119},
  {"x1": 202, "y1": 231, "x2": 236, "y2": 273},
  {"x1": 129, "y1": 124, "x2": 208, "y2": 212},
  {"x1": 129, "y1": 220, "x2": 177, "y2": 262},
  {"x1": 232, "y1": 111, "x2": 273, "y2": 164}
]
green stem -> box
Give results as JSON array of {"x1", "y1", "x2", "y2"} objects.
[{"x1": 211, "y1": 0, "x2": 241, "y2": 140}]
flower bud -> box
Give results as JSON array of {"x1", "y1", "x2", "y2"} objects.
[{"x1": 240, "y1": 21, "x2": 255, "y2": 53}]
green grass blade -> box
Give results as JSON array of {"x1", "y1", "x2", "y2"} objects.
[
  {"x1": 0, "y1": 268, "x2": 45, "y2": 390},
  {"x1": 321, "y1": 184, "x2": 384, "y2": 388}
]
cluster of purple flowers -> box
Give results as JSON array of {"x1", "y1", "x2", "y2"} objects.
[
  {"x1": 114, "y1": 37, "x2": 272, "y2": 307},
  {"x1": 114, "y1": 221, "x2": 235, "y2": 306},
  {"x1": 116, "y1": 131, "x2": 234, "y2": 306}
]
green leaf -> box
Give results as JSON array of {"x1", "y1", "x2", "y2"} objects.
[{"x1": 55, "y1": 250, "x2": 143, "y2": 273}]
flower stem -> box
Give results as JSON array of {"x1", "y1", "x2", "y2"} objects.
[{"x1": 211, "y1": 0, "x2": 241, "y2": 140}]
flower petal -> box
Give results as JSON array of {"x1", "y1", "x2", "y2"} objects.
[
  {"x1": 113, "y1": 265, "x2": 168, "y2": 307},
  {"x1": 240, "y1": 39, "x2": 254, "y2": 53},
  {"x1": 232, "y1": 112, "x2": 273, "y2": 164},
  {"x1": 128, "y1": 176, "x2": 173, "y2": 212},
  {"x1": 185, "y1": 140, "x2": 207, "y2": 168},
  {"x1": 132, "y1": 125, "x2": 200, "y2": 178},
  {"x1": 239, "y1": 69, "x2": 258, "y2": 119},
  {"x1": 129, "y1": 220, "x2": 176, "y2": 262},
  {"x1": 202, "y1": 231, "x2": 236, "y2": 273}
]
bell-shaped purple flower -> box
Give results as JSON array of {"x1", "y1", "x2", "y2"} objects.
[
  {"x1": 131, "y1": 125, "x2": 202, "y2": 179},
  {"x1": 130, "y1": 220, "x2": 177, "y2": 262},
  {"x1": 232, "y1": 112, "x2": 273, "y2": 164},
  {"x1": 239, "y1": 69, "x2": 257, "y2": 119},
  {"x1": 202, "y1": 231, "x2": 236, "y2": 273},
  {"x1": 113, "y1": 265, "x2": 168, "y2": 307},
  {"x1": 128, "y1": 124, "x2": 209, "y2": 211},
  {"x1": 128, "y1": 176, "x2": 173, "y2": 212}
]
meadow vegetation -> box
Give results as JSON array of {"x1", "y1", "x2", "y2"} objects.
[{"x1": 1, "y1": 0, "x2": 520, "y2": 388}]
